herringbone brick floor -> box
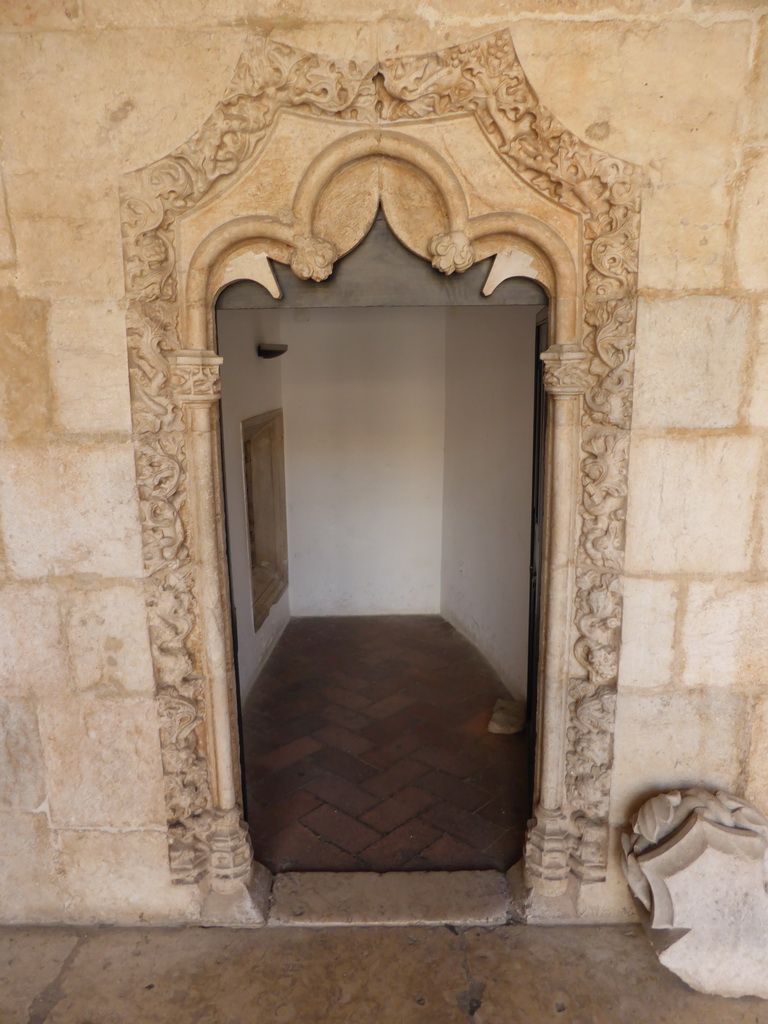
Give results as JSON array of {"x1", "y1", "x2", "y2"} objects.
[{"x1": 241, "y1": 616, "x2": 529, "y2": 872}]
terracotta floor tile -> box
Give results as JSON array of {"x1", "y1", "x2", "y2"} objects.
[
  {"x1": 241, "y1": 616, "x2": 530, "y2": 872},
  {"x1": 301, "y1": 803, "x2": 381, "y2": 855},
  {"x1": 421, "y1": 800, "x2": 505, "y2": 851},
  {"x1": 361, "y1": 757, "x2": 430, "y2": 799},
  {"x1": 321, "y1": 703, "x2": 372, "y2": 731},
  {"x1": 357, "y1": 819, "x2": 443, "y2": 871},
  {"x1": 258, "y1": 735, "x2": 324, "y2": 773},
  {"x1": 310, "y1": 747, "x2": 377, "y2": 785},
  {"x1": 305, "y1": 774, "x2": 381, "y2": 817},
  {"x1": 419, "y1": 833, "x2": 494, "y2": 870},
  {"x1": 312, "y1": 723, "x2": 374, "y2": 757},
  {"x1": 360, "y1": 786, "x2": 435, "y2": 833}
]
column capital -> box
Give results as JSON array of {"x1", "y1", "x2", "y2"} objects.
[
  {"x1": 168, "y1": 349, "x2": 223, "y2": 403},
  {"x1": 540, "y1": 346, "x2": 591, "y2": 396}
]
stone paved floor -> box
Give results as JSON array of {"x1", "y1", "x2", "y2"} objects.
[
  {"x1": 241, "y1": 616, "x2": 529, "y2": 872},
  {"x1": 4, "y1": 922, "x2": 767, "y2": 1023}
]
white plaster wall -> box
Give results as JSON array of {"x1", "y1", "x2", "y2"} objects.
[
  {"x1": 217, "y1": 308, "x2": 291, "y2": 702},
  {"x1": 279, "y1": 307, "x2": 446, "y2": 615},
  {"x1": 440, "y1": 306, "x2": 537, "y2": 700}
]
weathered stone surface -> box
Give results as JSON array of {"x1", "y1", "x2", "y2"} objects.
[
  {"x1": 0, "y1": 698, "x2": 45, "y2": 810},
  {"x1": 40, "y1": 922, "x2": 468, "y2": 1023},
  {"x1": 0, "y1": 927, "x2": 78, "y2": 1024},
  {"x1": 618, "y1": 578, "x2": 678, "y2": 691},
  {"x1": 5, "y1": 919, "x2": 768, "y2": 1024},
  {"x1": 0, "y1": 30, "x2": 245, "y2": 176},
  {"x1": 0, "y1": 0, "x2": 82, "y2": 31},
  {"x1": 56, "y1": 829, "x2": 198, "y2": 924},
  {"x1": 633, "y1": 296, "x2": 749, "y2": 429},
  {"x1": 624, "y1": 435, "x2": 761, "y2": 574},
  {"x1": 736, "y1": 148, "x2": 768, "y2": 292},
  {"x1": 610, "y1": 692, "x2": 748, "y2": 822},
  {"x1": 37, "y1": 697, "x2": 166, "y2": 828},
  {"x1": 0, "y1": 3, "x2": 765, "y2": 931},
  {"x1": 638, "y1": 182, "x2": 730, "y2": 291},
  {"x1": 0, "y1": 584, "x2": 66, "y2": 698},
  {"x1": 745, "y1": 696, "x2": 768, "y2": 813},
  {"x1": 622, "y1": 789, "x2": 768, "y2": 999},
  {"x1": 464, "y1": 922, "x2": 768, "y2": 1022},
  {"x1": 270, "y1": 870, "x2": 509, "y2": 926},
  {"x1": 0, "y1": 287, "x2": 52, "y2": 441},
  {"x1": 64, "y1": 585, "x2": 155, "y2": 696},
  {"x1": 747, "y1": 301, "x2": 768, "y2": 427},
  {"x1": 0, "y1": 443, "x2": 144, "y2": 578},
  {"x1": 0, "y1": 168, "x2": 15, "y2": 266},
  {"x1": 0, "y1": 812, "x2": 64, "y2": 922},
  {"x1": 681, "y1": 582, "x2": 768, "y2": 691},
  {"x1": 48, "y1": 302, "x2": 132, "y2": 433}
]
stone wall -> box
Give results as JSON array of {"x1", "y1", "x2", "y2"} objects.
[{"x1": 0, "y1": 0, "x2": 765, "y2": 924}]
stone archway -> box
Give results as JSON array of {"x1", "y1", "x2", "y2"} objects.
[{"x1": 119, "y1": 30, "x2": 642, "y2": 923}]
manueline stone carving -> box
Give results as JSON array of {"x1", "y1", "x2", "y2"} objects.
[
  {"x1": 120, "y1": 30, "x2": 641, "y2": 888},
  {"x1": 622, "y1": 789, "x2": 768, "y2": 998},
  {"x1": 428, "y1": 231, "x2": 475, "y2": 275}
]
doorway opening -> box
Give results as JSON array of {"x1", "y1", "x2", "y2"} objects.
[{"x1": 216, "y1": 212, "x2": 548, "y2": 873}]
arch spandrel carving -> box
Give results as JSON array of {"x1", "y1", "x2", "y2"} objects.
[{"x1": 119, "y1": 28, "x2": 642, "y2": 914}]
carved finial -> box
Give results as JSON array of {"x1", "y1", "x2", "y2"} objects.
[
  {"x1": 290, "y1": 235, "x2": 337, "y2": 282},
  {"x1": 428, "y1": 230, "x2": 474, "y2": 275}
]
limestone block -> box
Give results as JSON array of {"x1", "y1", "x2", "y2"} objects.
[
  {"x1": 638, "y1": 182, "x2": 731, "y2": 292},
  {"x1": 681, "y1": 582, "x2": 768, "y2": 691},
  {"x1": 747, "y1": 302, "x2": 768, "y2": 427},
  {"x1": 56, "y1": 829, "x2": 198, "y2": 924},
  {"x1": 512, "y1": 19, "x2": 750, "y2": 184},
  {"x1": 0, "y1": 811, "x2": 64, "y2": 923},
  {"x1": 11, "y1": 206, "x2": 125, "y2": 304},
  {"x1": 48, "y1": 302, "x2": 132, "y2": 433},
  {"x1": 633, "y1": 297, "x2": 748, "y2": 429},
  {"x1": 0, "y1": 698, "x2": 45, "y2": 811},
  {"x1": 0, "y1": 168, "x2": 15, "y2": 267},
  {"x1": 0, "y1": 584, "x2": 66, "y2": 698},
  {"x1": 747, "y1": 21, "x2": 768, "y2": 145},
  {"x1": 37, "y1": 696, "x2": 166, "y2": 828},
  {"x1": 0, "y1": 287, "x2": 53, "y2": 441},
  {"x1": 0, "y1": 442, "x2": 144, "y2": 578},
  {"x1": 0, "y1": 30, "x2": 245, "y2": 177},
  {"x1": 270, "y1": 871, "x2": 509, "y2": 926},
  {"x1": 624, "y1": 435, "x2": 761, "y2": 574},
  {"x1": 610, "y1": 691, "x2": 747, "y2": 822},
  {"x1": 0, "y1": 0, "x2": 82, "y2": 31},
  {"x1": 64, "y1": 585, "x2": 155, "y2": 696},
  {"x1": 745, "y1": 696, "x2": 768, "y2": 812},
  {"x1": 735, "y1": 148, "x2": 768, "y2": 292},
  {"x1": 617, "y1": 578, "x2": 677, "y2": 691},
  {"x1": 622, "y1": 788, "x2": 768, "y2": 998}
]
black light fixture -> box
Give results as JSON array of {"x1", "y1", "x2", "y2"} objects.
[{"x1": 257, "y1": 342, "x2": 288, "y2": 359}]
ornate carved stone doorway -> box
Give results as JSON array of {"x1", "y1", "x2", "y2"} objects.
[{"x1": 120, "y1": 31, "x2": 641, "y2": 924}]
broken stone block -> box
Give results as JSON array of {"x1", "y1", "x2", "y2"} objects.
[{"x1": 621, "y1": 787, "x2": 768, "y2": 999}]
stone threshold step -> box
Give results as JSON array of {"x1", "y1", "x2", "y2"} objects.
[{"x1": 268, "y1": 870, "x2": 511, "y2": 927}]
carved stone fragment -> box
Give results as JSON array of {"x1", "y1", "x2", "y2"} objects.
[{"x1": 622, "y1": 788, "x2": 768, "y2": 998}]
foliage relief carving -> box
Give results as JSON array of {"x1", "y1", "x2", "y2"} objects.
[{"x1": 120, "y1": 30, "x2": 641, "y2": 883}]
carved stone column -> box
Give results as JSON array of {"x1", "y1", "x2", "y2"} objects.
[
  {"x1": 523, "y1": 346, "x2": 590, "y2": 899},
  {"x1": 168, "y1": 350, "x2": 269, "y2": 921}
]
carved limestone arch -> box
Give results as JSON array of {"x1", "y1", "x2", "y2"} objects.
[{"x1": 119, "y1": 30, "x2": 642, "y2": 923}]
